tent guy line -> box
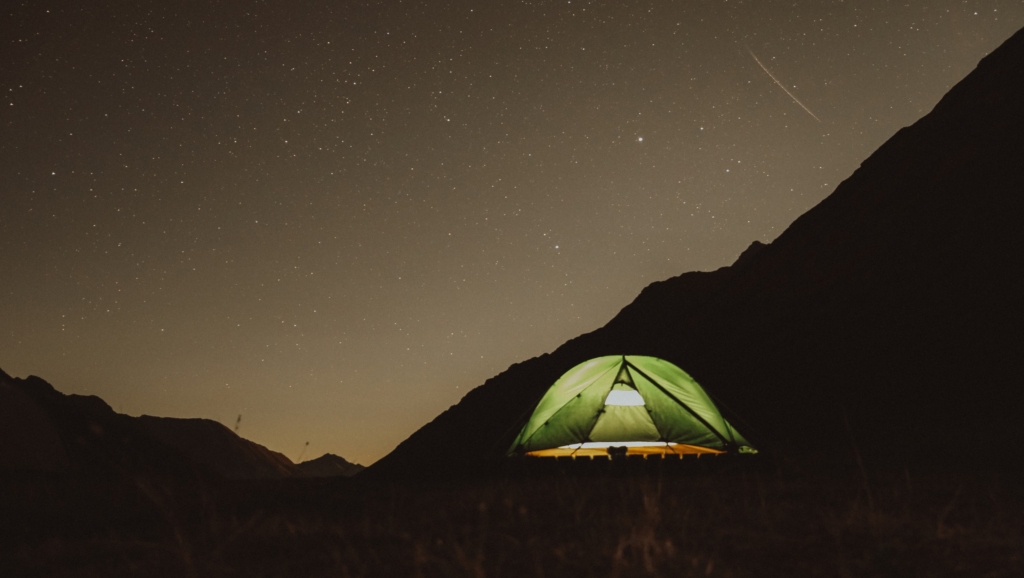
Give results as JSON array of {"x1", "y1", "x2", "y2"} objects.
[{"x1": 747, "y1": 47, "x2": 822, "y2": 123}]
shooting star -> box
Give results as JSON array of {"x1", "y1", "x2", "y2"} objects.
[{"x1": 748, "y1": 48, "x2": 821, "y2": 123}]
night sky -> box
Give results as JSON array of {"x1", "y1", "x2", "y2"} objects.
[{"x1": 3, "y1": 1, "x2": 1022, "y2": 465}]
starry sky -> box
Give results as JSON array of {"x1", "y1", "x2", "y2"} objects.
[{"x1": 3, "y1": 1, "x2": 1022, "y2": 465}]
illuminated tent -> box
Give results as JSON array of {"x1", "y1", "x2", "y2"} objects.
[{"x1": 508, "y1": 356, "x2": 756, "y2": 458}]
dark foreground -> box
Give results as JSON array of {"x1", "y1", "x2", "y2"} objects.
[{"x1": 3, "y1": 462, "x2": 1022, "y2": 578}]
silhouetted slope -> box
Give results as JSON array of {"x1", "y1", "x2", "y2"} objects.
[
  {"x1": 0, "y1": 371, "x2": 223, "y2": 550},
  {"x1": 0, "y1": 369, "x2": 68, "y2": 472},
  {"x1": 297, "y1": 453, "x2": 365, "y2": 478},
  {"x1": 137, "y1": 416, "x2": 300, "y2": 480},
  {"x1": 367, "y1": 27, "x2": 1024, "y2": 478},
  {"x1": 0, "y1": 371, "x2": 369, "y2": 481},
  {"x1": 0, "y1": 371, "x2": 209, "y2": 482}
]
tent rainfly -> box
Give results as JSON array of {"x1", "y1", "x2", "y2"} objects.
[{"x1": 508, "y1": 355, "x2": 756, "y2": 458}]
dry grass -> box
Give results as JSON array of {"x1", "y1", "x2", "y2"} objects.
[{"x1": 2, "y1": 467, "x2": 1022, "y2": 577}]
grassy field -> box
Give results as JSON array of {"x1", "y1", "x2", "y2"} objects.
[{"x1": 3, "y1": 462, "x2": 1022, "y2": 577}]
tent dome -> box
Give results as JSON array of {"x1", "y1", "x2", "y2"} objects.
[{"x1": 508, "y1": 355, "x2": 756, "y2": 458}]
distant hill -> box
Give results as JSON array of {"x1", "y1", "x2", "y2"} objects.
[
  {"x1": 366, "y1": 26, "x2": 1024, "y2": 478},
  {"x1": 297, "y1": 453, "x2": 365, "y2": 478},
  {"x1": 0, "y1": 370, "x2": 359, "y2": 481}
]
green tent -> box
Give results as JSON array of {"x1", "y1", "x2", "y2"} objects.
[{"x1": 508, "y1": 356, "x2": 756, "y2": 458}]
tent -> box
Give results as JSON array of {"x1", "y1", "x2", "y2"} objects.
[{"x1": 508, "y1": 355, "x2": 756, "y2": 458}]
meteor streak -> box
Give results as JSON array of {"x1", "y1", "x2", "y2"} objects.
[{"x1": 748, "y1": 48, "x2": 821, "y2": 123}]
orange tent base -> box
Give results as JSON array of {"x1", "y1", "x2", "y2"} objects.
[{"x1": 524, "y1": 444, "x2": 725, "y2": 458}]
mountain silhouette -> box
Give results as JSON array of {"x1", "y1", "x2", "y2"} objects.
[
  {"x1": 0, "y1": 371, "x2": 360, "y2": 480},
  {"x1": 366, "y1": 27, "x2": 1024, "y2": 478},
  {"x1": 0, "y1": 368, "x2": 69, "y2": 473},
  {"x1": 0, "y1": 371, "x2": 211, "y2": 482},
  {"x1": 296, "y1": 453, "x2": 365, "y2": 478}
]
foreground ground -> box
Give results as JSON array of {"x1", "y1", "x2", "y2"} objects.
[{"x1": 3, "y1": 460, "x2": 1022, "y2": 577}]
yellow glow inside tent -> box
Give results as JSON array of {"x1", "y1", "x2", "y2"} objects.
[{"x1": 524, "y1": 441, "x2": 725, "y2": 458}]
